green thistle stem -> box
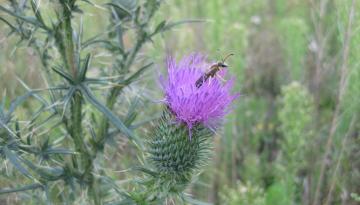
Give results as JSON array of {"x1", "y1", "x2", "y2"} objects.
[{"x1": 58, "y1": 2, "x2": 98, "y2": 204}]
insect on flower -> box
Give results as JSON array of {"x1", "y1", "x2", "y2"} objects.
[
  {"x1": 195, "y1": 53, "x2": 234, "y2": 88},
  {"x1": 161, "y1": 53, "x2": 239, "y2": 136}
]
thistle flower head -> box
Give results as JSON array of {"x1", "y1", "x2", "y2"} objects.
[{"x1": 160, "y1": 53, "x2": 239, "y2": 132}]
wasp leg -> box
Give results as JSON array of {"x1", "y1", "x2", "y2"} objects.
[{"x1": 216, "y1": 74, "x2": 226, "y2": 82}]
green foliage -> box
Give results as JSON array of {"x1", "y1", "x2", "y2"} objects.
[
  {"x1": 0, "y1": 0, "x2": 214, "y2": 204},
  {"x1": 351, "y1": 193, "x2": 360, "y2": 202},
  {"x1": 265, "y1": 182, "x2": 291, "y2": 205},
  {"x1": 333, "y1": 0, "x2": 360, "y2": 198},
  {"x1": 221, "y1": 182, "x2": 265, "y2": 205},
  {"x1": 277, "y1": 19, "x2": 309, "y2": 80},
  {"x1": 278, "y1": 81, "x2": 314, "y2": 161},
  {"x1": 274, "y1": 82, "x2": 314, "y2": 204},
  {"x1": 1, "y1": 0, "x2": 360, "y2": 204}
]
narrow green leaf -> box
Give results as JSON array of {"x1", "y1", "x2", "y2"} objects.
[
  {"x1": 22, "y1": 159, "x2": 64, "y2": 181},
  {"x1": 30, "y1": 0, "x2": 47, "y2": 29},
  {"x1": 62, "y1": 86, "x2": 76, "y2": 118},
  {"x1": 81, "y1": 0, "x2": 94, "y2": 5},
  {"x1": 153, "y1": 20, "x2": 166, "y2": 35},
  {"x1": 8, "y1": 91, "x2": 36, "y2": 116},
  {"x1": 79, "y1": 53, "x2": 91, "y2": 81},
  {"x1": 3, "y1": 147, "x2": 32, "y2": 179},
  {"x1": 0, "y1": 16, "x2": 19, "y2": 32},
  {"x1": 52, "y1": 66, "x2": 75, "y2": 84},
  {"x1": 162, "y1": 19, "x2": 206, "y2": 32},
  {"x1": 0, "y1": 183, "x2": 43, "y2": 194},
  {"x1": 124, "y1": 98, "x2": 140, "y2": 126},
  {"x1": 15, "y1": 121, "x2": 20, "y2": 138},
  {"x1": 122, "y1": 62, "x2": 154, "y2": 85},
  {"x1": 106, "y1": 3, "x2": 132, "y2": 17},
  {"x1": 43, "y1": 147, "x2": 76, "y2": 155},
  {"x1": 0, "y1": 119, "x2": 18, "y2": 138},
  {"x1": 130, "y1": 113, "x2": 161, "y2": 129},
  {"x1": 132, "y1": 166, "x2": 157, "y2": 177},
  {"x1": 44, "y1": 183, "x2": 52, "y2": 205},
  {"x1": 16, "y1": 77, "x2": 54, "y2": 106},
  {"x1": 80, "y1": 85, "x2": 140, "y2": 144},
  {"x1": 0, "y1": 6, "x2": 46, "y2": 29},
  {"x1": 82, "y1": 39, "x2": 113, "y2": 49}
]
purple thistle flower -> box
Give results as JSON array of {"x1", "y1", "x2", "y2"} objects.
[{"x1": 160, "y1": 53, "x2": 239, "y2": 135}]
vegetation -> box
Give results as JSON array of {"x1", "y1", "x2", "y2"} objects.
[{"x1": 0, "y1": 0, "x2": 359, "y2": 204}]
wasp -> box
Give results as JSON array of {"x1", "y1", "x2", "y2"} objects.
[{"x1": 195, "y1": 53, "x2": 234, "y2": 88}]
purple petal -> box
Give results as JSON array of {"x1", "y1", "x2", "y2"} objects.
[{"x1": 160, "y1": 53, "x2": 239, "y2": 135}]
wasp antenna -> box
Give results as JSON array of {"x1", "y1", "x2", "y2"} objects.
[{"x1": 222, "y1": 53, "x2": 234, "y2": 63}]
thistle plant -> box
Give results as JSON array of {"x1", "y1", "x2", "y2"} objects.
[{"x1": 0, "y1": 1, "x2": 238, "y2": 204}]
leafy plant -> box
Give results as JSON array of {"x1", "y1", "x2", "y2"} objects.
[
  {"x1": 221, "y1": 181, "x2": 265, "y2": 205},
  {"x1": 275, "y1": 81, "x2": 314, "y2": 203},
  {"x1": 0, "y1": 0, "x2": 231, "y2": 204}
]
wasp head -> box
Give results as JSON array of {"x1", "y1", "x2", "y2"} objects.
[{"x1": 217, "y1": 62, "x2": 228, "y2": 68}]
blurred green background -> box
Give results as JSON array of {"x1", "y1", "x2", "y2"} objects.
[{"x1": 1, "y1": 0, "x2": 359, "y2": 204}]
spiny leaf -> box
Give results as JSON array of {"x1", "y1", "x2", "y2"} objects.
[
  {"x1": 44, "y1": 183, "x2": 51, "y2": 205},
  {"x1": 8, "y1": 91, "x2": 39, "y2": 117},
  {"x1": 16, "y1": 77, "x2": 50, "y2": 106},
  {"x1": 122, "y1": 62, "x2": 154, "y2": 84},
  {"x1": 0, "y1": 119, "x2": 18, "y2": 138},
  {"x1": 30, "y1": 0, "x2": 48, "y2": 30},
  {"x1": 22, "y1": 159, "x2": 64, "y2": 181},
  {"x1": 0, "y1": 183, "x2": 43, "y2": 194},
  {"x1": 0, "y1": 16, "x2": 19, "y2": 33},
  {"x1": 0, "y1": 5, "x2": 47, "y2": 30},
  {"x1": 62, "y1": 86, "x2": 76, "y2": 118},
  {"x1": 81, "y1": 0, "x2": 94, "y2": 5},
  {"x1": 79, "y1": 53, "x2": 91, "y2": 82},
  {"x1": 82, "y1": 39, "x2": 114, "y2": 49},
  {"x1": 79, "y1": 85, "x2": 142, "y2": 148},
  {"x1": 124, "y1": 97, "x2": 140, "y2": 126},
  {"x1": 3, "y1": 147, "x2": 33, "y2": 179},
  {"x1": 132, "y1": 166, "x2": 157, "y2": 177},
  {"x1": 153, "y1": 20, "x2": 166, "y2": 35},
  {"x1": 43, "y1": 147, "x2": 76, "y2": 155},
  {"x1": 106, "y1": 3, "x2": 132, "y2": 17},
  {"x1": 52, "y1": 66, "x2": 75, "y2": 84}
]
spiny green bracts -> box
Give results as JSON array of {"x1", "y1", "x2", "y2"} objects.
[
  {"x1": 149, "y1": 109, "x2": 212, "y2": 175},
  {"x1": 145, "y1": 109, "x2": 213, "y2": 200}
]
